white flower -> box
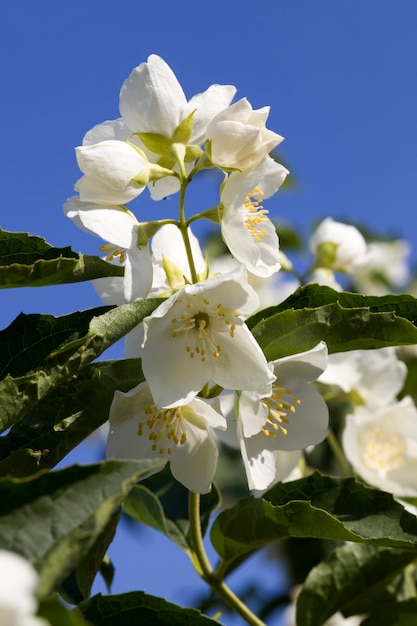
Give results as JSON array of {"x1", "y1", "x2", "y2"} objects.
[
  {"x1": 308, "y1": 267, "x2": 343, "y2": 291},
  {"x1": 141, "y1": 268, "x2": 275, "y2": 408},
  {"x1": 352, "y1": 239, "x2": 411, "y2": 295},
  {"x1": 120, "y1": 54, "x2": 236, "y2": 145},
  {"x1": 205, "y1": 98, "x2": 284, "y2": 171},
  {"x1": 64, "y1": 196, "x2": 152, "y2": 302},
  {"x1": 236, "y1": 342, "x2": 329, "y2": 490},
  {"x1": 83, "y1": 55, "x2": 236, "y2": 200},
  {"x1": 219, "y1": 156, "x2": 289, "y2": 277},
  {"x1": 0, "y1": 550, "x2": 48, "y2": 626},
  {"x1": 107, "y1": 381, "x2": 226, "y2": 493},
  {"x1": 318, "y1": 347, "x2": 407, "y2": 409},
  {"x1": 75, "y1": 140, "x2": 150, "y2": 205},
  {"x1": 309, "y1": 217, "x2": 368, "y2": 273},
  {"x1": 342, "y1": 396, "x2": 417, "y2": 497}
]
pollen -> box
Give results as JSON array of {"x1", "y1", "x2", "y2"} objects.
[
  {"x1": 261, "y1": 383, "x2": 300, "y2": 437},
  {"x1": 242, "y1": 187, "x2": 270, "y2": 243},
  {"x1": 137, "y1": 405, "x2": 188, "y2": 456},
  {"x1": 169, "y1": 294, "x2": 238, "y2": 362},
  {"x1": 99, "y1": 243, "x2": 127, "y2": 263},
  {"x1": 362, "y1": 427, "x2": 405, "y2": 473}
]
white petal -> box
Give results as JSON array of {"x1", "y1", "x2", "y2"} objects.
[
  {"x1": 75, "y1": 174, "x2": 144, "y2": 204},
  {"x1": 239, "y1": 429, "x2": 278, "y2": 491},
  {"x1": 267, "y1": 382, "x2": 329, "y2": 451},
  {"x1": 119, "y1": 54, "x2": 186, "y2": 136},
  {"x1": 221, "y1": 157, "x2": 289, "y2": 209},
  {"x1": 76, "y1": 140, "x2": 147, "y2": 190},
  {"x1": 152, "y1": 224, "x2": 205, "y2": 277},
  {"x1": 221, "y1": 205, "x2": 280, "y2": 277},
  {"x1": 187, "y1": 84, "x2": 237, "y2": 145},
  {"x1": 0, "y1": 550, "x2": 39, "y2": 615},
  {"x1": 211, "y1": 323, "x2": 275, "y2": 396},
  {"x1": 75, "y1": 205, "x2": 138, "y2": 248},
  {"x1": 83, "y1": 118, "x2": 131, "y2": 145},
  {"x1": 148, "y1": 175, "x2": 181, "y2": 200},
  {"x1": 124, "y1": 246, "x2": 153, "y2": 302},
  {"x1": 170, "y1": 423, "x2": 219, "y2": 493},
  {"x1": 273, "y1": 342, "x2": 328, "y2": 382},
  {"x1": 239, "y1": 390, "x2": 270, "y2": 438}
]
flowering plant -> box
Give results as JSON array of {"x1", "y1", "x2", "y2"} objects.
[{"x1": 2, "y1": 54, "x2": 417, "y2": 626}]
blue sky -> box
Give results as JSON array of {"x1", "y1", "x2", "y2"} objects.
[{"x1": 1, "y1": 1, "x2": 417, "y2": 623}]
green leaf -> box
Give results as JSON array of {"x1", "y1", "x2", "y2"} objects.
[
  {"x1": 361, "y1": 598, "x2": 417, "y2": 626},
  {"x1": 0, "y1": 229, "x2": 124, "y2": 288},
  {"x1": 0, "y1": 458, "x2": 165, "y2": 597},
  {"x1": 248, "y1": 285, "x2": 417, "y2": 361},
  {"x1": 0, "y1": 299, "x2": 162, "y2": 432},
  {"x1": 211, "y1": 472, "x2": 417, "y2": 563},
  {"x1": 72, "y1": 511, "x2": 121, "y2": 603},
  {"x1": 79, "y1": 591, "x2": 220, "y2": 625},
  {"x1": 38, "y1": 598, "x2": 92, "y2": 626},
  {"x1": 0, "y1": 359, "x2": 144, "y2": 478},
  {"x1": 296, "y1": 543, "x2": 417, "y2": 626},
  {"x1": 123, "y1": 464, "x2": 220, "y2": 551}
]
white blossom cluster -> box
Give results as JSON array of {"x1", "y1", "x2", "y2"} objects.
[{"x1": 64, "y1": 55, "x2": 417, "y2": 500}]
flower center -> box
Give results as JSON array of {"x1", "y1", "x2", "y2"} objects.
[
  {"x1": 261, "y1": 383, "x2": 301, "y2": 437},
  {"x1": 242, "y1": 187, "x2": 269, "y2": 242},
  {"x1": 138, "y1": 405, "x2": 187, "y2": 455},
  {"x1": 100, "y1": 243, "x2": 126, "y2": 263},
  {"x1": 362, "y1": 427, "x2": 405, "y2": 473},
  {"x1": 170, "y1": 294, "x2": 236, "y2": 362}
]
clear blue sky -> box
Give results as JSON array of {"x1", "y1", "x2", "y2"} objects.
[{"x1": 1, "y1": 1, "x2": 417, "y2": 623}]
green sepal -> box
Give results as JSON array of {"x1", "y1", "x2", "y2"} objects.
[
  {"x1": 136, "y1": 132, "x2": 172, "y2": 156},
  {"x1": 172, "y1": 109, "x2": 196, "y2": 144}
]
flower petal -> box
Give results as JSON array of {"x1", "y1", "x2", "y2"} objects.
[
  {"x1": 186, "y1": 84, "x2": 237, "y2": 145},
  {"x1": 119, "y1": 54, "x2": 186, "y2": 136},
  {"x1": 76, "y1": 140, "x2": 147, "y2": 190}
]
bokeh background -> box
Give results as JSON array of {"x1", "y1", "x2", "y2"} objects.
[{"x1": 1, "y1": 1, "x2": 417, "y2": 624}]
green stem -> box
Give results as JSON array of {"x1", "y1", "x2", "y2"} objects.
[
  {"x1": 188, "y1": 492, "x2": 266, "y2": 626},
  {"x1": 327, "y1": 427, "x2": 351, "y2": 477},
  {"x1": 178, "y1": 175, "x2": 199, "y2": 283}
]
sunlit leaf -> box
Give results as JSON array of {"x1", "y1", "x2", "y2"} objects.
[
  {"x1": 211, "y1": 472, "x2": 417, "y2": 563},
  {"x1": 0, "y1": 459, "x2": 165, "y2": 597},
  {"x1": 0, "y1": 229, "x2": 123, "y2": 288},
  {"x1": 0, "y1": 299, "x2": 162, "y2": 432},
  {"x1": 0, "y1": 359, "x2": 144, "y2": 478},
  {"x1": 248, "y1": 285, "x2": 417, "y2": 360}
]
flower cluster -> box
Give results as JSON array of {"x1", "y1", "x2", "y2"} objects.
[{"x1": 65, "y1": 54, "x2": 329, "y2": 494}]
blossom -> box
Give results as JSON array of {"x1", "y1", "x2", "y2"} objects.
[
  {"x1": 342, "y1": 396, "x2": 417, "y2": 497},
  {"x1": 0, "y1": 550, "x2": 48, "y2": 625},
  {"x1": 215, "y1": 343, "x2": 328, "y2": 490},
  {"x1": 352, "y1": 239, "x2": 411, "y2": 295},
  {"x1": 219, "y1": 156, "x2": 289, "y2": 276},
  {"x1": 141, "y1": 268, "x2": 275, "y2": 408},
  {"x1": 63, "y1": 196, "x2": 152, "y2": 302},
  {"x1": 318, "y1": 347, "x2": 407, "y2": 409},
  {"x1": 205, "y1": 98, "x2": 284, "y2": 171},
  {"x1": 83, "y1": 54, "x2": 236, "y2": 200},
  {"x1": 309, "y1": 217, "x2": 368, "y2": 273},
  {"x1": 236, "y1": 342, "x2": 329, "y2": 489},
  {"x1": 107, "y1": 381, "x2": 226, "y2": 493},
  {"x1": 75, "y1": 140, "x2": 151, "y2": 205}
]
